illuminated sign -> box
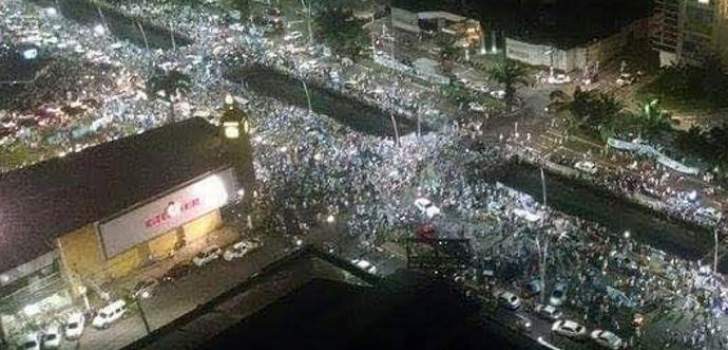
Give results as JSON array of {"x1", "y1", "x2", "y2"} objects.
[
  {"x1": 98, "y1": 168, "x2": 237, "y2": 258},
  {"x1": 144, "y1": 198, "x2": 201, "y2": 228}
]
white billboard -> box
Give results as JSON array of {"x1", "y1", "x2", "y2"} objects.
[{"x1": 98, "y1": 168, "x2": 237, "y2": 259}]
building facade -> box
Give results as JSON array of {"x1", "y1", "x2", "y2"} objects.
[
  {"x1": 652, "y1": 0, "x2": 728, "y2": 66},
  {"x1": 0, "y1": 117, "x2": 253, "y2": 340},
  {"x1": 505, "y1": 18, "x2": 648, "y2": 72}
]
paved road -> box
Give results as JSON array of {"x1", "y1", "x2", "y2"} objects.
[{"x1": 52, "y1": 223, "x2": 404, "y2": 350}]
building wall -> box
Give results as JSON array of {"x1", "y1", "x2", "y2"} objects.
[
  {"x1": 714, "y1": 0, "x2": 728, "y2": 64},
  {"x1": 57, "y1": 209, "x2": 223, "y2": 291},
  {"x1": 183, "y1": 209, "x2": 223, "y2": 245},
  {"x1": 506, "y1": 19, "x2": 642, "y2": 72},
  {"x1": 653, "y1": 0, "x2": 728, "y2": 66}
]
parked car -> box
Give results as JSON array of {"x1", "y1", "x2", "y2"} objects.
[
  {"x1": 552, "y1": 320, "x2": 587, "y2": 339},
  {"x1": 283, "y1": 31, "x2": 303, "y2": 42},
  {"x1": 131, "y1": 279, "x2": 158, "y2": 299},
  {"x1": 19, "y1": 332, "x2": 40, "y2": 350},
  {"x1": 549, "y1": 282, "x2": 568, "y2": 306},
  {"x1": 591, "y1": 329, "x2": 624, "y2": 349},
  {"x1": 575, "y1": 160, "x2": 598, "y2": 174},
  {"x1": 162, "y1": 262, "x2": 193, "y2": 282},
  {"x1": 92, "y1": 299, "x2": 127, "y2": 329},
  {"x1": 42, "y1": 324, "x2": 61, "y2": 349},
  {"x1": 534, "y1": 303, "x2": 563, "y2": 321},
  {"x1": 351, "y1": 258, "x2": 377, "y2": 274},
  {"x1": 414, "y1": 198, "x2": 441, "y2": 218},
  {"x1": 223, "y1": 241, "x2": 256, "y2": 261},
  {"x1": 497, "y1": 291, "x2": 522, "y2": 310},
  {"x1": 514, "y1": 314, "x2": 532, "y2": 332},
  {"x1": 490, "y1": 90, "x2": 506, "y2": 99},
  {"x1": 523, "y1": 278, "x2": 543, "y2": 297},
  {"x1": 192, "y1": 246, "x2": 222, "y2": 267},
  {"x1": 65, "y1": 312, "x2": 85, "y2": 340}
]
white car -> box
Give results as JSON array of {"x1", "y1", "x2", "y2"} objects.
[
  {"x1": 192, "y1": 246, "x2": 222, "y2": 267},
  {"x1": 575, "y1": 160, "x2": 598, "y2": 174},
  {"x1": 351, "y1": 258, "x2": 377, "y2": 274},
  {"x1": 549, "y1": 282, "x2": 568, "y2": 306},
  {"x1": 490, "y1": 90, "x2": 506, "y2": 99},
  {"x1": 468, "y1": 102, "x2": 486, "y2": 112},
  {"x1": 414, "y1": 198, "x2": 441, "y2": 218},
  {"x1": 284, "y1": 31, "x2": 303, "y2": 41},
  {"x1": 534, "y1": 303, "x2": 562, "y2": 321},
  {"x1": 497, "y1": 291, "x2": 521, "y2": 310},
  {"x1": 92, "y1": 299, "x2": 127, "y2": 329},
  {"x1": 591, "y1": 329, "x2": 624, "y2": 349},
  {"x1": 552, "y1": 320, "x2": 587, "y2": 339},
  {"x1": 19, "y1": 332, "x2": 40, "y2": 350},
  {"x1": 65, "y1": 312, "x2": 85, "y2": 340},
  {"x1": 42, "y1": 324, "x2": 61, "y2": 349},
  {"x1": 223, "y1": 241, "x2": 256, "y2": 261}
]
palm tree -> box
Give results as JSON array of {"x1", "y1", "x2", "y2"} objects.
[
  {"x1": 487, "y1": 58, "x2": 529, "y2": 110},
  {"x1": 633, "y1": 99, "x2": 675, "y2": 141},
  {"x1": 147, "y1": 69, "x2": 192, "y2": 124},
  {"x1": 549, "y1": 88, "x2": 627, "y2": 141}
]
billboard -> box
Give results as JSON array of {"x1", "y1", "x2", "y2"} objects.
[{"x1": 98, "y1": 168, "x2": 237, "y2": 259}]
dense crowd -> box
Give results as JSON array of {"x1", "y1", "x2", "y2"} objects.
[{"x1": 3, "y1": 0, "x2": 728, "y2": 348}]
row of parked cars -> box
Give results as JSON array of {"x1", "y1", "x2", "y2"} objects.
[
  {"x1": 18, "y1": 312, "x2": 85, "y2": 350},
  {"x1": 17, "y1": 239, "x2": 262, "y2": 348},
  {"x1": 495, "y1": 289, "x2": 624, "y2": 349}
]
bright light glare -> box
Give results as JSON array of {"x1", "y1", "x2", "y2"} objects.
[
  {"x1": 224, "y1": 125, "x2": 239, "y2": 139},
  {"x1": 326, "y1": 215, "x2": 335, "y2": 223},
  {"x1": 44, "y1": 7, "x2": 58, "y2": 17},
  {"x1": 23, "y1": 303, "x2": 40, "y2": 316},
  {"x1": 93, "y1": 24, "x2": 106, "y2": 36},
  {"x1": 22, "y1": 48, "x2": 38, "y2": 60}
]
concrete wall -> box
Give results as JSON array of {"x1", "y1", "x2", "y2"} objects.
[
  {"x1": 391, "y1": 7, "x2": 420, "y2": 32},
  {"x1": 506, "y1": 18, "x2": 646, "y2": 72}
]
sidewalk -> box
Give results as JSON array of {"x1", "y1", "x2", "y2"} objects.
[{"x1": 100, "y1": 226, "x2": 243, "y2": 299}]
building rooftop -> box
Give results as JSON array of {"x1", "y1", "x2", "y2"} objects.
[
  {"x1": 392, "y1": 0, "x2": 652, "y2": 48},
  {"x1": 0, "y1": 117, "x2": 227, "y2": 273},
  {"x1": 128, "y1": 247, "x2": 531, "y2": 350},
  {"x1": 205, "y1": 270, "x2": 529, "y2": 350}
]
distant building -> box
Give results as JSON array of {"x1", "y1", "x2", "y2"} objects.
[
  {"x1": 652, "y1": 0, "x2": 728, "y2": 66},
  {"x1": 505, "y1": 18, "x2": 649, "y2": 72},
  {"x1": 389, "y1": 6, "x2": 484, "y2": 49}
]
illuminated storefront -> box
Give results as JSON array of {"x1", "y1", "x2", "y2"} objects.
[{"x1": 0, "y1": 117, "x2": 252, "y2": 341}]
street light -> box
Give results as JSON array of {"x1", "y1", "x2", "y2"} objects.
[{"x1": 221, "y1": 98, "x2": 250, "y2": 139}]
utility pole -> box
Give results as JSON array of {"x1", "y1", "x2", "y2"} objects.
[
  {"x1": 137, "y1": 298, "x2": 151, "y2": 334},
  {"x1": 540, "y1": 167, "x2": 547, "y2": 206},
  {"x1": 300, "y1": 0, "x2": 313, "y2": 47},
  {"x1": 714, "y1": 228, "x2": 719, "y2": 274}
]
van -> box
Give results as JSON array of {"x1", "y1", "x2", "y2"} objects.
[{"x1": 92, "y1": 299, "x2": 127, "y2": 329}]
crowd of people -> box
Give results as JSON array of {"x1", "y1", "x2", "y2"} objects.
[{"x1": 3, "y1": 0, "x2": 728, "y2": 348}]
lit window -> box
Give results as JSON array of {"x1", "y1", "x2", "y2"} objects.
[{"x1": 698, "y1": 0, "x2": 709, "y2": 4}]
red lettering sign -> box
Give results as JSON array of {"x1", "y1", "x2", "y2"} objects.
[{"x1": 144, "y1": 198, "x2": 201, "y2": 228}]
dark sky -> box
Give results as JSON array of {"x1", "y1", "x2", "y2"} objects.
[{"x1": 392, "y1": 0, "x2": 653, "y2": 47}]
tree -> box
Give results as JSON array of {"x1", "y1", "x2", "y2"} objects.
[
  {"x1": 487, "y1": 58, "x2": 529, "y2": 110},
  {"x1": 632, "y1": 99, "x2": 675, "y2": 140},
  {"x1": 441, "y1": 80, "x2": 473, "y2": 107},
  {"x1": 552, "y1": 88, "x2": 631, "y2": 141},
  {"x1": 437, "y1": 36, "x2": 459, "y2": 73},
  {"x1": 147, "y1": 69, "x2": 191, "y2": 124},
  {"x1": 314, "y1": 8, "x2": 369, "y2": 60}
]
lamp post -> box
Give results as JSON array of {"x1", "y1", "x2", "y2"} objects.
[{"x1": 221, "y1": 98, "x2": 256, "y2": 227}]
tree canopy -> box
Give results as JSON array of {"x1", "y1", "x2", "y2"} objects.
[
  {"x1": 486, "y1": 58, "x2": 528, "y2": 109},
  {"x1": 314, "y1": 8, "x2": 369, "y2": 60}
]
